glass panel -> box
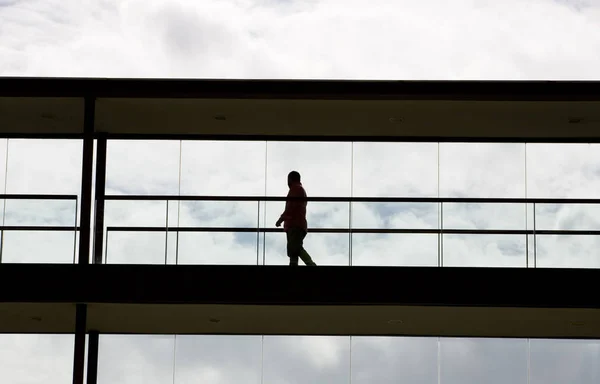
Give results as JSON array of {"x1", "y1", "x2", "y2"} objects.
[
  {"x1": 174, "y1": 335, "x2": 262, "y2": 384},
  {"x1": 265, "y1": 201, "x2": 349, "y2": 230},
  {"x1": 352, "y1": 202, "x2": 438, "y2": 229},
  {"x1": 178, "y1": 201, "x2": 258, "y2": 228},
  {"x1": 105, "y1": 231, "x2": 166, "y2": 264},
  {"x1": 442, "y1": 235, "x2": 527, "y2": 267},
  {"x1": 1, "y1": 231, "x2": 76, "y2": 263},
  {"x1": 263, "y1": 336, "x2": 350, "y2": 384},
  {"x1": 527, "y1": 144, "x2": 600, "y2": 198},
  {"x1": 106, "y1": 140, "x2": 180, "y2": 195},
  {"x1": 443, "y1": 203, "x2": 526, "y2": 230},
  {"x1": 180, "y1": 141, "x2": 266, "y2": 196},
  {"x1": 352, "y1": 142, "x2": 439, "y2": 197},
  {"x1": 535, "y1": 235, "x2": 600, "y2": 269},
  {"x1": 265, "y1": 142, "x2": 351, "y2": 197},
  {"x1": 176, "y1": 232, "x2": 258, "y2": 265},
  {"x1": 98, "y1": 335, "x2": 175, "y2": 384},
  {"x1": 440, "y1": 338, "x2": 528, "y2": 384},
  {"x1": 3, "y1": 199, "x2": 77, "y2": 226},
  {"x1": 352, "y1": 336, "x2": 438, "y2": 384},
  {"x1": 0, "y1": 334, "x2": 74, "y2": 383},
  {"x1": 530, "y1": 339, "x2": 600, "y2": 384},
  {"x1": 105, "y1": 201, "x2": 168, "y2": 227},
  {"x1": 352, "y1": 234, "x2": 438, "y2": 266},
  {"x1": 5, "y1": 139, "x2": 82, "y2": 195},
  {"x1": 264, "y1": 232, "x2": 349, "y2": 266},
  {"x1": 439, "y1": 143, "x2": 525, "y2": 197},
  {"x1": 535, "y1": 204, "x2": 600, "y2": 231}
]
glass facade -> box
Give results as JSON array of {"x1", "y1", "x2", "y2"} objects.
[{"x1": 2, "y1": 139, "x2": 600, "y2": 267}]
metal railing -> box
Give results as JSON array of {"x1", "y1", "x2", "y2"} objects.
[
  {"x1": 101, "y1": 195, "x2": 600, "y2": 267},
  {"x1": 0, "y1": 194, "x2": 80, "y2": 263}
]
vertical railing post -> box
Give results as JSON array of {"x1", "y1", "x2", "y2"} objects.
[
  {"x1": 93, "y1": 133, "x2": 107, "y2": 264},
  {"x1": 439, "y1": 202, "x2": 444, "y2": 267},
  {"x1": 72, "y1": 303, "x2": 87, "y2": 384},
  {"x1": 533, "y1": 202, "x2": 537, "y2": 268},
  {"x1": 78, "y1": 96, "x2": 95, "y2": 265},
  {"x1": 86, "y1": 331, "x2": 100, "y2": 384}
]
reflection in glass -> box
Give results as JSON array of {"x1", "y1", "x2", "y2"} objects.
[
  {"x1": 1, "y1": 231, "x2": 76, "y2": 263},
  {"x1": 352, "y1": 234, "x2": 438, "y2": 266},
  {"x1": 177, "y1": 232, "x2": 258, "y2": 265},
  {"x1": 0, "y1": 334, "x2": 74, "y2": 383},
  {"x1": 534, "y1": 204, "x2": 600, "y2": 231},
  {"x1": 263, "y1": 336, "x2": 350, "y2": 384},
  {"x1": 105, "y1": 231, "x2": 166, "y2": 264},
  {"x1": 264, "y1": 232, "x2": 349, "y2": 266},
  {"x1": 353, "y1": 142, "x2": 439, "y2": 197},
  {"x1": 530, "y1": 339, "x2": 600, "y2": 384},
  {"x1": 351, "y1": 336, "x2": 438, "y2": 384},
  {"x1": 440, "y1": 338, "x2": 528, "y2": 384},
  {"x1": 98, "y1": 335, "x2": 175, "y2": 384},
  {"x1": 106, "y1": 140, "x2": 180, "y2": 195},
  {"x1": 535, "y1": 235, "x2": 600, "y2": 269},
  {"x1": 180, "y1": 141, "x2": 266, "y2": 196},
  {"x1": 105, "y1": 201, "x2": 168, "y2": 227},
  {"x1": 442, "y1": 235, "x2": 527, "y2": 267},
  {"x1": 439, "y1": 143, "x2": 526, "y2": 198},
  {"x1": 174, "y1": 335, "x2": 262, "y2": 384}
]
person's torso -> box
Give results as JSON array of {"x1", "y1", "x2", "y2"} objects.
[{"x1": 284, "y1": 184, "x2": 307, "y2": 231}]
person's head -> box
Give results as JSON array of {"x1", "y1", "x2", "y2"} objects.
[{"x1": 287, "y1": 171, "x2": 301, "y2": 187}]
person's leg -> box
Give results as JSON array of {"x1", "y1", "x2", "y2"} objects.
[
  {"x1": 297, "y1": 230, "x2": 316, "y2": 266},
  {"x1": 286, "y1": 231, "x2": 299, "y2": 266}
]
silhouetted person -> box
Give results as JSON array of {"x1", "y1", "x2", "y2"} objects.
[{"x1": 275, "y1": 171, "x2": 317, "y2": 266}]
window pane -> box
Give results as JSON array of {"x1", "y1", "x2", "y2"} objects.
[
  {"x1": 179, "y1": 201, "x2": 259, "y2": 228},
  {"x1": 176, "y1": 232, "x2": 258, "y2": 265},
  {"x1": 5, "y1": 139, "x2": 82, "y2": 195},
  {"x1": 1, "y1": 231, "x2": 76, "y2": 263},
  {"x1": 98, "y1": 335, "x2": 175, "y2": 384},
  {"x1": 535, "y1": 204, "x2": 600, "y2": 231},
  {"x1": 442, "y1": 235, "x2": 527, "y2": 267},
  {"x1": 106, "y1": 140, "x2": 180, "y2": 195},
  {"x1": 180, "y1": 141, "x2": 266, "y2": 196},
  {"x1": 0, "y1": 334, "x2": 74, "y2": 384},
  {"x1": 440, "y1": 338, "x2": 528, "y2": 384},
  {"x1": 263, "y1": 336, "x2": 350, "y2": 384},
  {"x1": 352, "y1": 234, "x2": 438, "y2": 266},
  {"x1": 264, "y1": 232, "x2": 348, "y2": 266},
  {"x1": 443, "y1": 203, "x2": 526, "y2": 230},
  {"x1": 353, "y1": 142, "x2": 438, "y2": 197},
  {"x1": 439, "y1": 143, "x2": 525, "y2": 197},
  {"x1": 3, "y1": 199, "x2": 77, "y2": 226},
  {"x1": 265, "y1": 142, "x2": 351, "y2": 197},
  {"x1": 535, "y1": 235, "x2": 600, "y2": 269},
  {"x1": 174, "y1": 335, "x2": 262, "y2": 384},
  {"x1": 105, "y1": 231, "x2": 166, "y2": 264},
  {"x1": 352, "y1": 202, "x2": 438, "y2": 229},
  {"x1": 527, "y1": 144, "x2": 600, "y2": 198},
  {"x1": 351, "y1": 336, "x2": 437, "y2": 384},
  {"x1": 530, "y1": 339, "x2": 600, "y2": 384}
]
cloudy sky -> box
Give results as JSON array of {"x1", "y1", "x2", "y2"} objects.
[{"x1": 2, "y1": 0, "x2": 600, "y2": 383}]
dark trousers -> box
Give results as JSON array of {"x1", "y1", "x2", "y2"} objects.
[{"x1": 286, "y1": 228, "x2": 316, "y2": 266}]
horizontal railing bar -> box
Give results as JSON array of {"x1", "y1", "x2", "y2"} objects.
[
  {"x1": 103, "y1": 195, "x2": 600, "y2": 204},
  {"x1": 0, "y1": 194, "x2": 78, "y2": 200},
  {"x1": 105, "y1": 226, "x2": 600, "y2": 236},
  {"x1": 0, "y1": 226, "x2": 81, "y2": 231}
]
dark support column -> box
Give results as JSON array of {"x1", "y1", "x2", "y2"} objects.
[
  {"x1": 93, "y1": 134, "x2": 107, "y2": 264},
  {"x1": 78, "y1": 97, "x2": 95, "y2": 265},
  {"x1": 86, "y1": 331, "x2": 100, "y2": 384},
  {"x1": 73, "y1": 304, "x2": 87, "y2": 384}
]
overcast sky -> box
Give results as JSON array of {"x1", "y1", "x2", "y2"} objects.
[{"x1": 2, "y1": 0, "x2": 600, "y2": 383}]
